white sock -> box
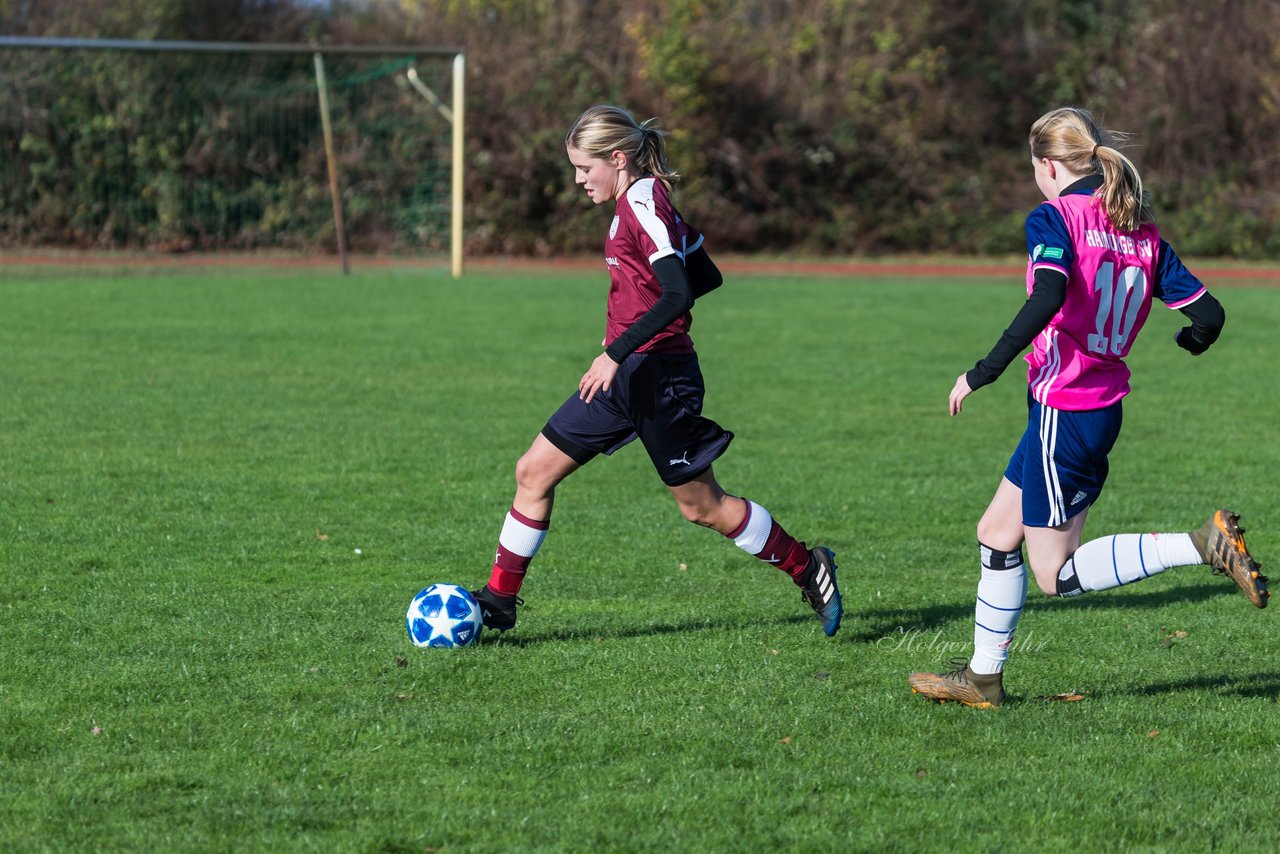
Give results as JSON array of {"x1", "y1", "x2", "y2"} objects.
[
  {"x1": 498, "y1": 510, "x2": 549, "y2": 558},
  {"x1": 970, "y1": 544, "x2": 1027, "y2": 676},
  {"x1": 730, "y1": 500, "x2": 772, "y2": 555},
  {"x1": 1057, "y1": 532, "x2": 1202, "y2": 594}
]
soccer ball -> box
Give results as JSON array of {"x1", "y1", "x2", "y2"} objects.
[{"x1": 406, "y1": 584, "x2": 483, "y2": 649}]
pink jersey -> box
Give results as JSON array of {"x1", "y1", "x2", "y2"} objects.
[
  {"x1": 1024, "y1": 194, "x2": 1162, "y2": 410},
  {"x1": 604, "y1": 177, "x2": 704, "y2": 355}
]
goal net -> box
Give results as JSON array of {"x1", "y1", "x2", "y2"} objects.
[{"x1": 0, "y1": 39, "x2": 460, "y2": 268}]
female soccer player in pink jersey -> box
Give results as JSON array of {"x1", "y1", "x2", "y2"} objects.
[
  {"x1": 470, "y1": 105, "x2": 842, "y2": 636},
  {"x1": 909, "y1": 107, "x2": 1267, "y2": 708}
]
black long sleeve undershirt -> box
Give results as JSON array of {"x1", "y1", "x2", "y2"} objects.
[
  {"x1": 966, "y1": 267, "x2": 1067, "y2": 391},
  {"x1": 968, "y1": 264, "x2": 1227, "y2": 391},
  {"x1": 686, "y1": 247, "x2": 723, "y2": 300},
  {"x1": 1174, "y1": 291, "x2": 1224, "y2": 355},
  {"x1": 604, "y1": 249, "x2": 722, "y2": 362}
]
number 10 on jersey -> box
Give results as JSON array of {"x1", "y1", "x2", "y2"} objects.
[{"x1": 1088, "y1": 261, "x2": 1147, "y2": 356}]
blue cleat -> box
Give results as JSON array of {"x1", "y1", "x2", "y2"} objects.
[{"x1": 799, "y1": 546, "x2": 842, "y2": 636}]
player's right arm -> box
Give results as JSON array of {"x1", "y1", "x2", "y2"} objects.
[
  {"x1": 963, "y1": 267, "x2": 1067, "y2": 392},
  {"x1": 951, "y1": 206, "x2": 1070, "y2": 415}
]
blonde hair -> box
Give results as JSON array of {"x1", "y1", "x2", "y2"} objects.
[
  {"x1": 566, "y1": 105, "x2": 679, "y2": 186},
  {"x1": 1029, "y1": 107, "x2": 1152, "y2": 232}
]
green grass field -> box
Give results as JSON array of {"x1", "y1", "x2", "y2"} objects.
[{"x1": 1, "y1": 263, "x2": 1277, "y2": 851}]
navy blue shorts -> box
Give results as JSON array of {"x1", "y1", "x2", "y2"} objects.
[
  {"x1": 1005, "y1": 393, "x2": 1123, "y2": 528},
  {"x1": 541, "y1": 351, "x2": 733, "y2": 486}
]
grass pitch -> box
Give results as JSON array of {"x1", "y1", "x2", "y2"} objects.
[{"x1": 0, "y1": 263, "x2": 1277, "y2": 851}]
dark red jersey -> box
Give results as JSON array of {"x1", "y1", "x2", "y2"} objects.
[{"x1": 603, "y1": 177, "x2": 704, "y2": 354}]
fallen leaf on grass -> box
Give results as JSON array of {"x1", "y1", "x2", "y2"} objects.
[
  {"x1": 1037, "y1": 692, "x2": 1087, "y2": 702},
  {"x1": 395, "y1": 655, "x2": 408, "y2": 668},
  {"x1": 915, "y1": 768, "x2": 927, "y2": 779},
  {"x1": 678, "y1": 563, "x2": 687, "y2": 572},
  {"x1": 316, "y1": 529, "x2": 329, "y2": 541},
  {"x1": 1148, "y1": 729, "x2": 1161, "y2": 737},
  {"x1": 778, "y1": 736, "x2": 792, "y2": 744}
]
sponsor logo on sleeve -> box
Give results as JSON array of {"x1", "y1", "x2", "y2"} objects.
[{"x1": 609, "y1": 215, "x2": 620, "y2": 239}]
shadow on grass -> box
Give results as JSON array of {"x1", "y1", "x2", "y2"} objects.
[
  {"x1": 483, "y1": 582, "x2": 1247, "y2": 648},
  {"x1": 841, "y1": 602, "x2": 974, "y2": 644},
  {"x1": 1033, "y1": 580, "x2": 1241, "y2": 611},
  {"x1": 482, "y1": 611, "x2": 817, "y2": 648},
  {"x1": 1110, "y1": 671, "x2": 1280, "y2": 700},
  {"x1": 842, "y1": 582, "x2": 1237, "y2": 643}
]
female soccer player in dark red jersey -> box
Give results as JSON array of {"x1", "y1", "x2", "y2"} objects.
[
  {"x1": 471, "y1": 105, "x2": 842, "y2": 636},
  {"x1": 908, "y1": 107, "x2": 1267, "y2": 708}
]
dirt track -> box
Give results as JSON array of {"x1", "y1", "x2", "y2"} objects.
[{"x1": 4, "y1": 253, "x2": 1278, "y2": 285}]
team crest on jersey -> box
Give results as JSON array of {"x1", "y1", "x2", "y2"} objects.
[{"x1": 609, "y1": 215, "x2": 620, "y2": 239}]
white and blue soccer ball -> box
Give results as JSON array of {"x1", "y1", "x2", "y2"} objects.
[{"x1": 406, "y1": 584, "x2": 483, "y2": 649}]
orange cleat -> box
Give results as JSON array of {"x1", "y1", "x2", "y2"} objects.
[{"x1": 1192, "y1": 510, "x2": 1269, "y2": 608}]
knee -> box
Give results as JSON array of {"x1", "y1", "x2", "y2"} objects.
[
  {"x1": 677, "y1": 500, "x2": 716, "y2": 528},
  {"x1": 977, "y1": 519, "x2": 1023, "y2": 555},
  {"x1": 1030, "y1": 572, "x2": 1059, "y2": 597},
  {"x1": 976, "y1": 520, "x2": 1006, "y2": 551},
  {"x1": 1025, "y1": 557, "x2": 1063, "y2": 597},
  {"x1": 514, "y1": 452, "x2": 553, "y2": 496}
]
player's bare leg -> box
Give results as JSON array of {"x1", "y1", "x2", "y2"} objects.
[
  {"x1": 670, "y1": 467, "x2": 842, "y2": 636},
  {"x1": 476, "y1": 435, "x2": 581, "y2": 631},
  {"x1": 512, "y1": 433, "x2": 581, "y2": 523},
  {"x1": 667, "y1": 467, "x2": 745, "y2": 534},
  {"x1": 1023, "y1": 509, "x2": 1089, "y2": 595},
  {"x1": 975, "y1": 477, "x2": 1027, "y2": 555}
]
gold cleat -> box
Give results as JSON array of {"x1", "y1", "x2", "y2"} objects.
[
  {"x1": 908, "y1": 659, "x2": 1005, "y2": 708},
  {"x1": 1192, "y1": 510, "x2": 1269, "y2": 609}
]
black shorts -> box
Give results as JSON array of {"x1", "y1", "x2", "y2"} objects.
[{"x1": 541, "y1": 351, "x2": 733, "y2": 486}]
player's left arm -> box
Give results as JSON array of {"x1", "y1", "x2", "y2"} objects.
[
  {"x1": 1157, "y1": 240, "x2": 1225, "y2": 355},
  {"x1": 578, "y1": 256, "x2": 693, "y2": 404},
  {"x1": 603, "y1": 256, "x2": 694, "y2": 362},
  {"x1": 686, "y1": 247, "x2": 723, "y2": 300}
]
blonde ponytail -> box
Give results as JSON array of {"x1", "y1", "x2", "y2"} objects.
[
  {"x1": 1029, "y1": 107, "x2": 1152, "y2": 232},
  {"x1": 566, "y1": 105, "x2": 680, "y2": 187}
]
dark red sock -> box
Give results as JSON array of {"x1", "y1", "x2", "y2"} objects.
[{"x1": 759, "y1": 520, "x2": 811, "y2": 580}]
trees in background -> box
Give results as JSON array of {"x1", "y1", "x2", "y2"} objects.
[{"x1": 3, "y1": 0, "x2": 1277, "y2": 257}]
